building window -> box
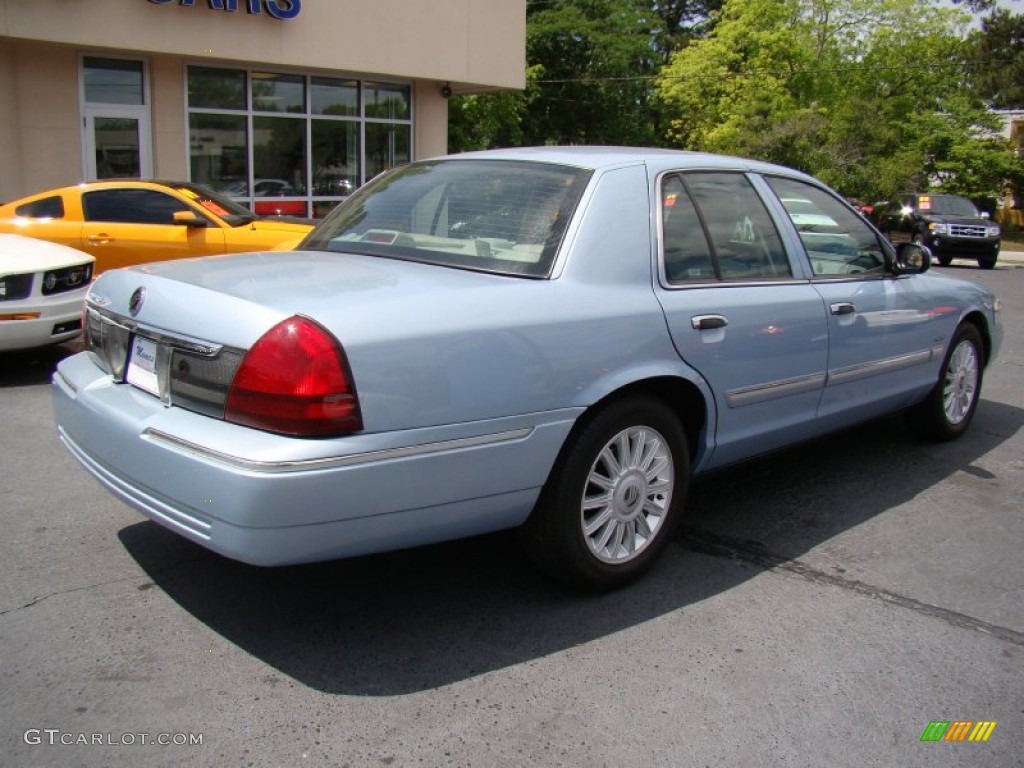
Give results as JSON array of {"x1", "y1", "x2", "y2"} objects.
[
  {"x1": 187, "y1": 65, "x2": 412, "y2": 218},
  {"x1": 84, "y1": 57, "x2": 145, "y2": 106}
]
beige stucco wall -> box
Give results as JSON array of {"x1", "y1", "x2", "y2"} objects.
[
  {"x1": 0, "y1": 38, "x2": 20, "y2": 198},
  {"x1": 0, "y1": 0, "x2": 521, "y2": 202},
  {"x1": 0, "y1": 41, "x2": 81, "y2": 199},
  {"x1": 0, "y1": 0, "x2": 525, "y2": 90}
]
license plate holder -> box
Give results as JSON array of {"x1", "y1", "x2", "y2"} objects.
[{"x1": 126, "y1": 335, "x2": 160, "y2": 397}]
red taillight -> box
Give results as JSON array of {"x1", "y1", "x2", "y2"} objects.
[{"x1": 225, "y1": 315, "x2": 362, "y2": 437}]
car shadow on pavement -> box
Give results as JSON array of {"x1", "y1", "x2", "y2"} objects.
[
  {"x1": 118, "y1": 399, "x2": 1023, "y2": 696},
  {"x1": 0, "y1": 340, "x2": 83, "y2": 387}
]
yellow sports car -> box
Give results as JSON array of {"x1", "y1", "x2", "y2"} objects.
[{"x1": 0, "y1": 180, "x2": 313, "y2": 274}]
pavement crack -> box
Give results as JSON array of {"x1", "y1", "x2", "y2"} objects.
[
  {"x1": 681, "y1": 528, "x2": 1024, "y2": 647},
  {"x1": 0, "y1": 555, "x2": 208, "y2": 617},
  {"x1": 0, "y1": 576, "x2": 135, "y2": 617}
]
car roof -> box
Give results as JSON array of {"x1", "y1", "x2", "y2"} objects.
[{"x1": 435, "y1": 146, "x2": 816, "y2": 180}]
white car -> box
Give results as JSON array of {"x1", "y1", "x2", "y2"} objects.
[{"x1": 0, "y1": 234, "x2": 94, "y2": 351}]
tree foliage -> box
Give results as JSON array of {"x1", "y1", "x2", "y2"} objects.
[
  {"x1": 656, "y1": 0, "x2": 1017, "y2": 198},
  {"x1": 966, "y1": 9, "x2": 1024, "y2": 109},
  {"x1": 449, "y1": 0, "x2": 1022, "y2": 201}
]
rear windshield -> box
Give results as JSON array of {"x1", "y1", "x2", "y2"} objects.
[{"x1": 298, "y1": 159, "x2": 593, "y2": 277}]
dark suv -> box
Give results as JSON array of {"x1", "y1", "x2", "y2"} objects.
[{"x1": 877, "y1": 193, "x2": 1000, "y2": 269}]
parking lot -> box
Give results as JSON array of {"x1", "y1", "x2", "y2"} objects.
[{"x1": 1, "y1": 264, "x2": 1022, "y2": 767}]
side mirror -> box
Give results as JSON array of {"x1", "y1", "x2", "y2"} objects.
[
  {"x1": 172, "y1": 210, "x2": 209, "y2": 228},
  {"x1": 894, "y1": 242, "x2": 931, "y2": 274}
]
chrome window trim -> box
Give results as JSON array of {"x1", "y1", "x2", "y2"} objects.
[
  {"x1": 143, "y1": 427, "x2": 535, "y2": 473},
  {"x1": 661, "y1": 278, "x2": 811, "y2": 291}
]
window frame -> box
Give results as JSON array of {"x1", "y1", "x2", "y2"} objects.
[
  {"x1": 657, "y1": 170, "x2": 795, "y2": 288},
  {"x1": 184, "y1": 63, "x2": 414, "y2": 219},
  {"x1": 763, "y1": 174, "x2": 893, "y2": 280}
]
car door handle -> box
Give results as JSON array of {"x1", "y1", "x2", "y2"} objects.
[
  {"x1": 691, "y1": 314, "x2": 728, "y2": 330},
  {"x1": 830, "y1": 302, "x2": 856, "y2": 316},
  {"x1": 86, "y1": 234, "x2": 113, "y2": 246}
]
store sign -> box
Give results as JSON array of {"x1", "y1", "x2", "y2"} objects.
[{"x1": 147, "y1": 0, "x2": 301, "y2": 21}]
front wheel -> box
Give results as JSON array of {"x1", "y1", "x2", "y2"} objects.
[
  {"x1": 520, "y1": 396, "x2": 689, "y2": 591},
  {"x1": 978, "y1": 257, "x2": 997, "y2": 270},
  {"x1": 906, "y1": 324, "x2": 984, "y2": 441}
]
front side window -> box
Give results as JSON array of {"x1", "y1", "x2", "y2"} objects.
[
  {"x1": 83, "y1": 189, "x2": 194, "y2": 225},
  {"x1": 766, "y1": 176, "x2": 887, "y2": 276},
  {"x1": 301, "y1": 160, "x2": 592, "y2": 278}
]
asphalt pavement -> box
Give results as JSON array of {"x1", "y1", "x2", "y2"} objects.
[{"x1": 1, "y1": 265, "x2": 1022, "y2": 767}]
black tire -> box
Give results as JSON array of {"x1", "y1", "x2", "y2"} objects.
[
  {"x1": 520, "y1": 396, "x2": 689, "y2": 591},
  {"x1": 914, "y1": 234, "x2": 950, "y2": 266},
  {"x1": 906, "y1": 324, "x2": 984, "y2": 441},
  {"x1": 978, "y1": 257, "x2": 997, "y2": 270}
]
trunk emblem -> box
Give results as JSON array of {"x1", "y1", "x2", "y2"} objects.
[{"x1": 129, "y1": 287, "x2": 146, "y2": 317}]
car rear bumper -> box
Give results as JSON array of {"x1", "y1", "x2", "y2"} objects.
[
  {"x1": 53, "y1": 351, "x2": 578, "y2": 566},
  {"x1": 0, "y1": 290, "x2": 86, "y2": 351}
]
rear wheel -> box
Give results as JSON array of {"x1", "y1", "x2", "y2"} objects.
[
  {"x1": 906, "y1": 324, "x2": 984, "y2": 441},
  {"x1": 520, "y1": 396, "x2": 689, "y2": 591}
]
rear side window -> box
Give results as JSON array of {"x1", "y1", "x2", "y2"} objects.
[
  {"x1": 16, "y1": 196, "x2": 64, "y2": 218},
  {"x1": 83, "y1": 189, "x2": 195, "y2": 225},
  {"x1": 660, "y1": 172, "x2": 791, "y2": 283},
  {"x1": 766, "y1": 177, "x2": 887, "y2": 276}
]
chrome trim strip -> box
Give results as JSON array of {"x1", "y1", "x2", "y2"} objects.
[
  {"x1": 827, "y1": 348, "x2": 935, "y2": 387},
  {"x1": 86, "y1": 305, "x2": 223, "y2": 357},
  {"x1": 725, "y1": 372, "x2": 826, "y2": 407},
  {"x1": 664, "y1": 278, "x2": 810, "y2": 290},
  {"x1": 142, "y1": 427, "x2": 535, "y2": 473}
]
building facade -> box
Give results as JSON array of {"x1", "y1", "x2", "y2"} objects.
[{"x1": 0, "y1": 0, "x2": 525, "y2": 217}]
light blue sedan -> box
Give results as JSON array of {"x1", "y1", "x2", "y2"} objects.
[{"x1": 52, "y1": 147, "x2": 1003, "y2": 590}]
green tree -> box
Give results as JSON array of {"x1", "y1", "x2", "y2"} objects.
[
  {"x1": 656, "y1": 0, "x2": 1011, "y2": 199},
  {"x1": 966, "y1": 9, "x2": 1024, "y2": 108},
  {"x1": 450, "y1": 0, "x2": 727, "y2": 151},
  {"x1": 521, "y1": 0, "x2": 665, "y2": 145}
]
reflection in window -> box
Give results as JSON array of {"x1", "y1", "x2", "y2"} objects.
[
  {"x1": 766, "y1": 176, "x2": 887, "y2": 276},
  {"x1": 189, "y1": 113, "x2": 248, "y2": 193},
  {"x1": 94, "y1": 118, "x2": 141, "y2": 178},
  {"x1": 84, "y1": 57, "x2": 144, "y2": 105},
  {"x1": 364, "y1": 82, "x2": 410, "y2": 119},
  {"x1": 187, "y1": 66, "x2": 411, "y2": 216},
  {"x1": 253, "y1": 116, "x2": 307, "y2": 194},
  {"x1": 685, "y1": 173, "x2": 791, "y2": 280},
  {"x1": 661, "y1": 175, "x2": 715, "y2": 282},
  {"x1": 366, "y1": 123, "x2": 410, "y2": 181},
  {"x1": 252, "y1": 72, "x2": 305, "y2": 113},
  {"x1": 312, "y1": 119, "x2": 359, "y2": 197},
  {"x1": 188, "y1": 66, "x2": 246, "y2": 110},
  {"x1": 312, "y1": 77, "x2": 358, "y2": 116}
]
